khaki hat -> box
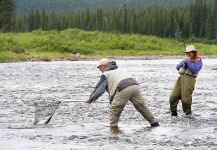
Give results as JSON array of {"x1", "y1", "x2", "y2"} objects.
[
  {"x1": 96, "y1": 58, "x2": 109, "y2": 68},
  {"x1": 185, "y1": 45, "x2": 197, "y2": 53}
]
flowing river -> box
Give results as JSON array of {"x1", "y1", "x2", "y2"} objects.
[{"x1": 0, "y1": 59, "x2": 217, "y2": 150}]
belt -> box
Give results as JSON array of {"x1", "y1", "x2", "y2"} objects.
[{"x1": 181, "y1": 73, "x2": 197, "y2": 78}]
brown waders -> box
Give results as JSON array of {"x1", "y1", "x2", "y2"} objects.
[
  {"x1": 169, "y1": 74, "x2": 196, "y2": 115},
  {"x1": 109, "y1": 85, "x2": 157, "y2": 127}
]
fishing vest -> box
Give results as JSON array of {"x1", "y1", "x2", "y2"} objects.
[{"x1": 103, "y1": 69, "x2": 131, "y2": 96}]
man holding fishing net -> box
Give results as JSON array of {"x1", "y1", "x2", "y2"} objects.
[{"x1": 85, "y1": 58, "x2": 159, "y2": 134}]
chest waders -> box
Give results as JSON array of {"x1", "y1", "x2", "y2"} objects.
[{"x1": 169, "y1": 74, "x2": 196, "y2": 115}]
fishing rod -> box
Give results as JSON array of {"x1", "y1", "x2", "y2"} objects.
[
  {"x1": 104, "y1": 0, "x2": 130, "y2": 31},
  {"x1": 165, "y1": 5, "x2": 207, "y2": 58},
  {"x1": 164, "y1": 6, "x2": 186, "y2": 51}
]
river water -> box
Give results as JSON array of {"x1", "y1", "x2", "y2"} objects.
[{"x1": 0, "y1": 59, "x2": 217, "y2": 150}]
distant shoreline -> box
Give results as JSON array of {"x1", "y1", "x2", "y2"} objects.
[
  {"x1": 1, "y1": 55, "x2": 217, "y2": 63},
  {"x1": 1, "y1": 29, "x2": 217, "y2": 63}
]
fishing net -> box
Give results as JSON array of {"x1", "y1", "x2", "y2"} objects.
[{"x1": 33, "y1": 99, "x2": 61, "y2": 125}]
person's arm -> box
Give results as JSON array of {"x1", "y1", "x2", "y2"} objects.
[
  {"x1": 176, "y1": 60, "x2": 186, "y2": 70},
  {"x1": 186, "y1": 59, "x2": 202, "y2": 74},
  {"x1": 86, "y1": 75, "x2": 107, "y2": 103}
]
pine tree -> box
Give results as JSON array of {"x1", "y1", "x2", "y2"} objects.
[
  {"x1": 207, "y1": 0, "x2": 217, "y2": 39},
  {"x1": 41, "y1": 10, "x2": 48, "y2": 30},
  {"x1": 214, "y1": 0, "x2": 217, "y2": 39},
  {"x1": 96, "y1": 8, "x2": 103, "y2": 30},
  {"x1": 0, "y1": 0, "x2": 15, "y2": 32},
  {"x1": 122, "y1": 4, "x2": 129, "y2": 33},
  {"x1": 192, "y1": 0, "x2": 204, "y2": 37}
]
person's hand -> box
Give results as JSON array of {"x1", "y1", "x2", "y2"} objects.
[
  {"x1": 85, "y1": 98, "x2": 93, "y2": 104},
  {"x1": 183, "y1": 55, "x2": 190, "y2": 62},
  {"x1": 179, "y1": 67, "x2": 185, "y2": 74}
]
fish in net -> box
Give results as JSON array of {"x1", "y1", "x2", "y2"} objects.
[{"x1": 33, "y1": 100, "x2": 61, "y2": 125}]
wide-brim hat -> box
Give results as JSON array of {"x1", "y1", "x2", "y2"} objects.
[{"x1": 185, "y1": 45, "x2": 197, "y2": 53}]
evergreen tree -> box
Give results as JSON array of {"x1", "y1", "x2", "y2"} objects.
[
  {"x1": 207, "y1": 0, "x2": 217, "y2": 39},
  {"x1": 0, "y1": 0, "x2": 15, "y2": 32},
  {"x1": 213, "y1": 0, "x2": 217, "y2": 39},
  {"x1": 96, "y1": 8, "x2": 103, "y2": 30}
]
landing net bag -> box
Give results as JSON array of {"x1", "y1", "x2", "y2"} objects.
[{"x1": 33, "y1": 100, "x2": 61, "y2": 125}]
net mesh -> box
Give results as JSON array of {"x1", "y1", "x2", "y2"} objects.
[{"x1": 33, "y1": 100, "x2": 61, "y2": 125}]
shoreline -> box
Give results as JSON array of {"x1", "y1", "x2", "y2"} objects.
[{"x1": 1, "y1": 55, "x2": 217, "y2": 63}]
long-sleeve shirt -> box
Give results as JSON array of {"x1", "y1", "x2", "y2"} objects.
[
  {"x1": 89, "y1": 75, "x2": 107, "y2": 101},
  {"x1": 176, "y1": 58, "x2": 202, "y2": 74}
]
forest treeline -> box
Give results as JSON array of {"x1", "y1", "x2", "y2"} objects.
[
  {"x1": 1, "y1": 0, "x2": 217, "y2": 40},
  {"x1": 15, "y1": 0, "x2": 196, "y2": 15}
]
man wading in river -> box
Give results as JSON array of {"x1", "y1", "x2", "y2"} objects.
[
  {"x1": 169, "y1": 45, "x2": 202, "y2": 118},
  {"x1": 85, "y1": 58, "x2": 159, "y2": 134}
]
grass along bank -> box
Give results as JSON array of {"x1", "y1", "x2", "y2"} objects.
[{"x1": 0, "y1": 29, "x2": 217, "y2": 62}]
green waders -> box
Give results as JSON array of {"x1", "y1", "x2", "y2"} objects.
[{"x1": 169, "y1": 74, "x2": 196, "y2": 114}]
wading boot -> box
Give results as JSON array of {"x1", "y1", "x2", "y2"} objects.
[
  {"x1": 110, "y1": 126, "x2": 122, "y2": 134},
  {"x1": 151, "y1": 122, "x2": 160, "y2": 127},
  {"x1": 171, "y1": 111, "x2": 178, "y2": 116},
  {"x1": 185, "y1": 112, "x2": 193, "y2": 118}
]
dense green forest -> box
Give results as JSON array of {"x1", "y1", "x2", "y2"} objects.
[
  {"x1": 14, "y1": 0, "x2": 217, "y2": 40},
  {"x1": 1, "y1": 0, "x2": 217, "y2": 40},
  {"x1": 15, "y1": 0, "x2": 196, "y2": 15}
]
